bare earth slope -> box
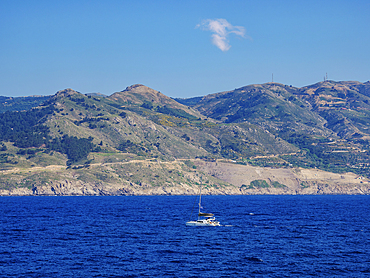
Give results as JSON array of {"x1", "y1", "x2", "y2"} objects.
[{"x1": 195, "y1": 160, "x2": 370, "y2": 195}]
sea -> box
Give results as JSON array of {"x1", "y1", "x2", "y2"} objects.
[{"x1": 0, "y1": 195, "x2": 369, "y2": 277}]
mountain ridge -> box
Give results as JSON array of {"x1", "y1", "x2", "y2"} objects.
[{"x1": 1, "y1": 80, "x2": 369, "y2": 195}]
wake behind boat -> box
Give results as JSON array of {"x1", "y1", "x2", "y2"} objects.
[{"x1": 186, "y1": 182, "x2": 220, "y2": 227}]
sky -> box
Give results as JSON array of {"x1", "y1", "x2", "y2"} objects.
[{"x1": 1, "y1": 0, "x2": 369, "y2": 98}]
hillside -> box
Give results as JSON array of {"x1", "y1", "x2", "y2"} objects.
[
  {"x1": 177, "y1": 80, "x2": 370, "y2": 174},
  {"x1": 0, "y1": 81, "x2": 370, "y2": 196},
  {"x1": 0, "y1": 95, "x2": 51, "y2": 113}
]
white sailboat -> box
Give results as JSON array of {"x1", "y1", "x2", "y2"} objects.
[{"x1": 186, "y1": 182, "x2": 220, "y2": 227}]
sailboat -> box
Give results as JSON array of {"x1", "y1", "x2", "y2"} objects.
[{"x1": 186, "y1": 182, "x2": 220, "y2": 227}]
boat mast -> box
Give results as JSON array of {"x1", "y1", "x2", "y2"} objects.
[
  {"x1": 198, "y1": 186, "x2": 202, "y2": 213},
  {"x1": 198, "y1": 178, "x2": 202, "y2": 219}
]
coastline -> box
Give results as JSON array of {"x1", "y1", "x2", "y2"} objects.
[{"x1": 1, "y1": 160, "x2": 369, "y2": 196}]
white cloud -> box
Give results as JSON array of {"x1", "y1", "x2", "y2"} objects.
[{"x1": 196, "y1": 18, "x2": 247, "y2": 51}]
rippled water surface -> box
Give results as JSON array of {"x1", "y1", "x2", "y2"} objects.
[{"x1": 1, "y1": 195, "x2": 369, "y2": 277}]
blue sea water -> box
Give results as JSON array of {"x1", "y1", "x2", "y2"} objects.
[{"x1": 0, "y1": 195, "x2": 369, "y2": 277}]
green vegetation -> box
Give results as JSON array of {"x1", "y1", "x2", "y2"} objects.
[
  {"x1": 183, "y1": 160, "x2": 197, "y2": 169},
  {"x1": 250, "y1": 180, "x2": 269, "y2": 188},
  {"x1": 0, "y1": 95, "x2": 51, "y2": 113},
  {"x1": 300, "y1": 181, "x2": 310, "y2": 189},
  {"x1": 156, "y1": 105, "x2": 198, "y2": 120},
  {"x1": 0, "y1": 105, "x2": 54, "y2": 148},
  {"x1": 47, "y1": 135, "x2": 95, "y2": 165},
  {"x1": 241, "y1": 179, "x2": 274, "y2": 189},
  {"x1": 271, "y1": 181, "x2": 286, "y2": 188}
]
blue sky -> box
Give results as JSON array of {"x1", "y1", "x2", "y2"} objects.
[{"x1": 1, "y1": 0, "x2": 369, "y2": 98}]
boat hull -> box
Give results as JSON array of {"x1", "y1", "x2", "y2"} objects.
[{"x1": 186, "y1": 220, "x2": 220, "y2": 227}]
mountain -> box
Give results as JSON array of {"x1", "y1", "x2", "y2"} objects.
[
  {"x1": 176, "y1": 80, "x2": 370, "y2": 171},
  {"x1": 0, "y1": 81, "x2": 369, "y2": 196}
]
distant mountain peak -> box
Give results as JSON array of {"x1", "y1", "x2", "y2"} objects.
[
  {"x1": 121, "y1": 84, "x2": 162, "y2": 96},
  {"x1": 108, "y1": 84, "x2": 204, "y2": 119},
  {"x1": 55, "y1": 88, "x2": 80, "y2": 97},
  {"x1": 122, "y1": 84, "x2": 148, "y2": 91},
  {"x1": 110, "y1": 84, "x2": 168, "y2": 105}
]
